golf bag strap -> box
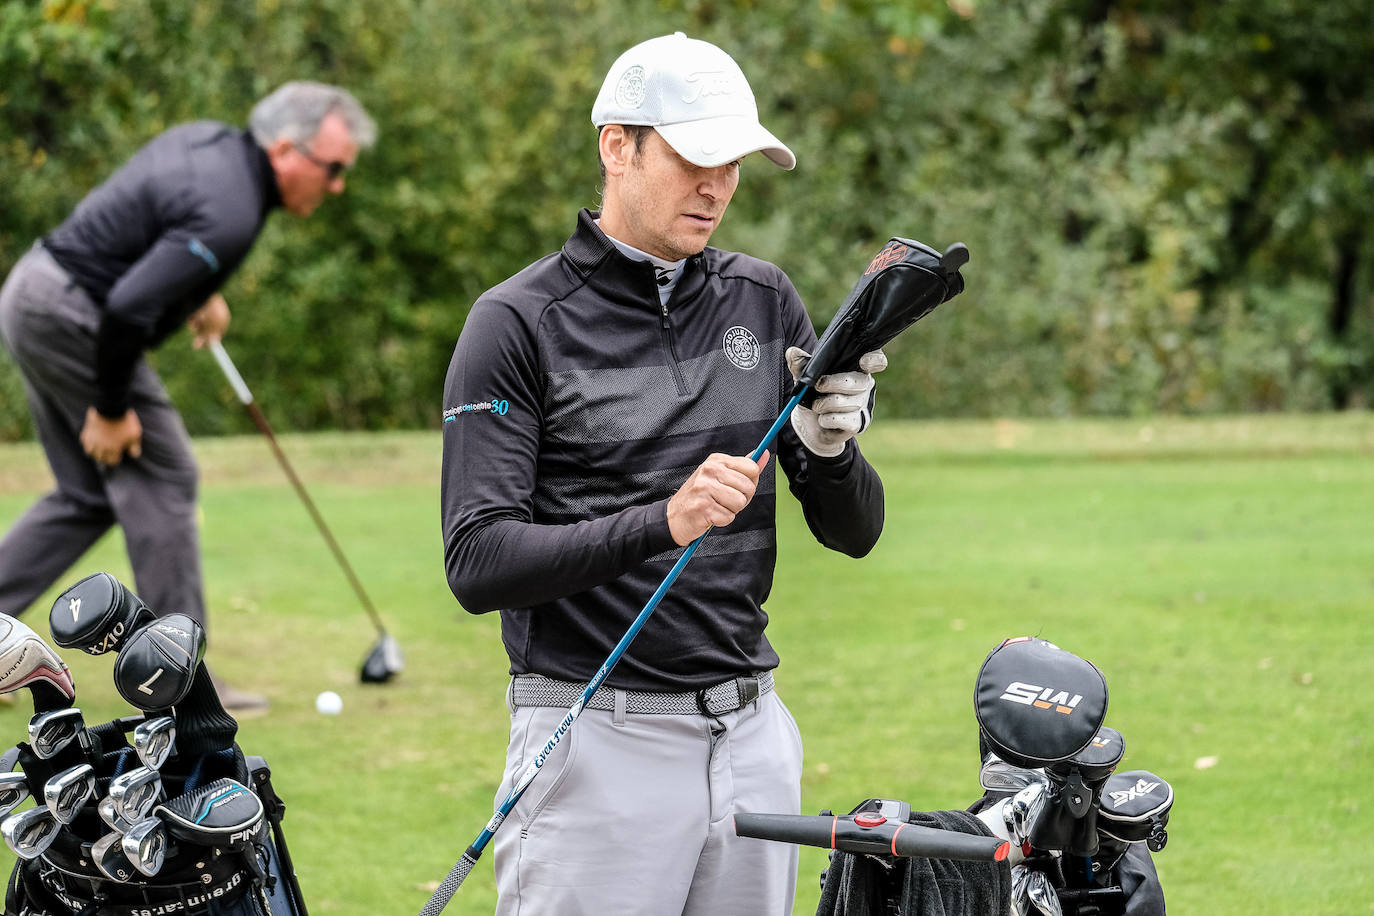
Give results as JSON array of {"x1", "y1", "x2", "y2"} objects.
[{"x1": 510, "y1": 670, "x2": 773, "y2": 717}]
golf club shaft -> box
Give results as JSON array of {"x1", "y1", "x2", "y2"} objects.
[
  {"x1": 419, "y1": 388, "x2": 807, "y2": 916},
  {"x1": 209, "y1": 341, "x2": 389, "y2": 636}
]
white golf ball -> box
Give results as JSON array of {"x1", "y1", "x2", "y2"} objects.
[{"x1": 315, "y1": 690, "x2": 343, "y2": 715}]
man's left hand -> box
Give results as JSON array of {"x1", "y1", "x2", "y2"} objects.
[
  {"x1": 786, "y1": 346, "x2": 887, "y2": 458},
  {"x1": 187, "y1": 293, "x2": 230, "y2": 349}
]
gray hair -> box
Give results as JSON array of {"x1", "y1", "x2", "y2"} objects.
[{"x1": 249, "y1": 81, "x2": 377, "y2": 149}]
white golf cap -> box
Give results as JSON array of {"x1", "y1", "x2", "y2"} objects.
[{"x1": 591, "y1": 32, "x2": 796, "y2": 170}]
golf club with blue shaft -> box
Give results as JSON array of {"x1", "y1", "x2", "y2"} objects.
[{"x1": 418, "y1": 237, "x2": 970, "y2": 915}]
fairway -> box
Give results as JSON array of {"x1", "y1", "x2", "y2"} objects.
[{"x1": 1, "y1": 414, "x2": 1371, "y2": 914}]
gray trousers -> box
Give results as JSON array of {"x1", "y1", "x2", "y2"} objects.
[
  {"x1": 0, "y1": 244, "x2": 206, "y2": 629},
  {"x1": 493, "y1": 687, "x2": 803, "y2": 916}
]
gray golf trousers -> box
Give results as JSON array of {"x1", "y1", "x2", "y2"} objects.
[
  {"x1": 493, "y1": 680, "x2": 803, "y2": 916},
  {"x1": 0, "y1": 243, "x2": 205, "y2": 628}
]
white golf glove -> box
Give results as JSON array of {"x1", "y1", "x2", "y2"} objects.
[{"x1": 786, "y1": 346, "x2": 887, "y2": 458}]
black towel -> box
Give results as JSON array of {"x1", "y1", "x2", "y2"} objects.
[{"x1": 815, "y1": 810, "x2": 1011, "y2": 916}]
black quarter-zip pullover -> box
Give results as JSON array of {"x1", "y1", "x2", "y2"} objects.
[
  {"x1": 441, "y1": 209, "x2": 884, "y2": 691},
  {"x1": 42, "y1": 121, "x2": 281, "y2": 415}
]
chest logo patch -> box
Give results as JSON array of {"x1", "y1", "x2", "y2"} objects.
[{"x1": 722, "y1": 326, "x2": 761, "y2": 371}]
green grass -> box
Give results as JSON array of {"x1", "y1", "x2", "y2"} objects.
[{"x1": 2, "y1": 414, "x2": 1372, "y2": 914}]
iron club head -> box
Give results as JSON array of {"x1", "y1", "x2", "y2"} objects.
[
  {"x1": 0, "y1": 772, "x2": 30, "y2": 819},
  {"x1": 42, "y1": 762, "x2": 96, "y2": 824},
  {"x1": 98, "y1": 794, "x2": 138, "y2": 833},
  {"x1": 109, "y1": 766, "x2": 162, "y2": 823},
  {"x1": 2, "y1": 805, "x2": 61, "y2": 860},
  {"x1": 27, "y1": 707, "x2": 87, "y2": 760},
  {"x1": 133, "y1": 715, "x2": 177, "y2": 770},
  {"x1": 122, "y1": 816, "x2": 169, "y2": 876},
  {"x1": 1026, "y1": 869, "x2": 1065, "y2": 916},
  {"x1": 91, "y1": 830, "x2": 137, "y2": 882}
]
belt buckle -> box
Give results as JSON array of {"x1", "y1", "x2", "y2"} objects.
[
  {"x1": 737, "y1": 675, "x2": 760, "y2": 706},
  {"x1": 696, "y1": 676, "x2": 759, "y2": 717}
]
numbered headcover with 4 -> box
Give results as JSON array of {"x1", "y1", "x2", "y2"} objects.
[{"x1": 0, "y1": 572, "x2": 307, "y2": 916}]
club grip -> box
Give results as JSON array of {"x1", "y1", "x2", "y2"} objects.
[
  {"x1": 418, "y1": 849, "x2": 478, "y2": 916},
  {"x1": 734, "y1": 813, "x2": 1008, "y2": 863}
]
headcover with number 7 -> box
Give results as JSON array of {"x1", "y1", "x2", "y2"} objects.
[{"x1": 417, "y1": 237, "x2": 971, "y2": 915}]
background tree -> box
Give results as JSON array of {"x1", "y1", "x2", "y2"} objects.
[{"x1": 2, "y1": 0, "x2": 1370, "y2": 439}]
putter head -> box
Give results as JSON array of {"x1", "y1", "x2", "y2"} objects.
[
  {"x1": 112, "y1": 614, "x2": 206, "y2": 711},
  {"x1": 133, "y1": 715, "x2": 177, "y2": 769},
  {"x1": 109, "y1": 766, "x2": 162, "y2": 823},
  {"x1": 360, "y1": 633, "x2": 404, "y2": 683},
  {"x1": 157, "y1": 777, "x2": 264, "y2": 847},
  {"x1": 28, "y1": 707, "x2": 86, "y2": 760},
  {"x1": 91, "y1": 830, "x2": 137, "y2": 882},
  {"x1": 43, "y1": 762, "x2": 96, "y2": 824},
  {"x1": 796, "y1": 237, "x2": 969, "y2": 399},
  {"x1": 0, "y1": 615, "x2": 76, "y2": 713},
  {"x1": 122, "y1": 816, "x2": 169, "y2": 876},
  {"x1": 0, "y1": 771, "x2": 30, "y2": 818},
  {"x1": 49, "y1": 571, "x2": 155, "y2": 656},
  {"x1": 2, "y1": 805, "x2": 60, "y2": 860}
]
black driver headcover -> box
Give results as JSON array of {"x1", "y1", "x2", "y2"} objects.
[
  {"x1": 974, "y1": 637, "x2": 1108, "y2": 770},
  {"x1": 797, "y1": 237, "x2": 969, "y2": 405}
]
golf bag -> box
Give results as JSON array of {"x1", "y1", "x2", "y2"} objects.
[
  {"x1": 4, "y1": 729, "x2": 306, "y2": 916},
  {"x1": 735, "y1": 637, "x2": 1171, "y2": 916},
  {"x1": 2, "y1": 573, "x2": 307, "y2": 916}
]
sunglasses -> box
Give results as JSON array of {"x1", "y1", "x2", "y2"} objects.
[{"x1": 293, "y1": 143, "x2": 350, "y2": 180}]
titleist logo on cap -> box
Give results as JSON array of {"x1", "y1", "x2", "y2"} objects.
[{"x1": 682, "y1": 70, "x2": 737, "y2": 103}]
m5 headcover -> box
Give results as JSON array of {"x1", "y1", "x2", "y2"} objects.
[{"x1": 974, "y1": 637, "x2": 1108, "y2": 770}]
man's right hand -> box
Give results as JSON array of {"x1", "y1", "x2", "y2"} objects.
[
  {"x1": 80, "y1": 407, "x2": 143, "y2": 466},
  {"x1": 666, "y1": 451, "x2": 770, "y2": 546}
]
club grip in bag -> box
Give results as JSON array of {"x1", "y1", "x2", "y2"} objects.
[{"x1": 734, "y1": 813, "x2": 1009, "y2": 862}]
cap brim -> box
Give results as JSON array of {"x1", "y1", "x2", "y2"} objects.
[{"x1": 655, "y1": 118, "x2": 796, "y2": 170}]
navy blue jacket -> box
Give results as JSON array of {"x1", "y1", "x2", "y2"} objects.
[{"x1": 441, "y1": 210, "x2": 884, "y2": 691}]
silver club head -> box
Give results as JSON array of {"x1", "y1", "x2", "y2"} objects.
[
  {"x1": 122, "y1": 816, "x2": 169, "y2": 876},
  {"x1": 2, "y1": 806, "x2": 60, "y2": 860},
  {"x1": 110, "y1": 766, "x2": 162, "y2": 823},
  {"x1": 91, "y1": 831, "x2": 137, "y2": 883},
  {"x1": 0, "y1": 772, "x2": 30, "y2": 818},
  {"x1": 98, "y1": 795, "x2": 137, "y2": 833},
  {"x1": 1009, "y1": 864, "x2": 1032, "y2": 916},
  {"x1": 27, "y1": 707, "x2": 86, "y2": 760},
  {"x1": 1010, "y1": 782, "x2": 1049, "y2": 849},
  {"x1": 42, "y1": 762, "x2": 96, "y2": 824},
  {"x1": 980, "y1": 754, "x2": 1050, "y2": 793},
  {"x1": 133, "y1": 716, "x2": 177, "y2": 770},
  {"x1": 1026, "y1": 869, "x2": 1065, "y2": 916}
]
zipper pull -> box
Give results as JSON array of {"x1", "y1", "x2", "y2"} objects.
[{"x1": 660, "y1": 303, "x2": 671, "y2": 330}]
